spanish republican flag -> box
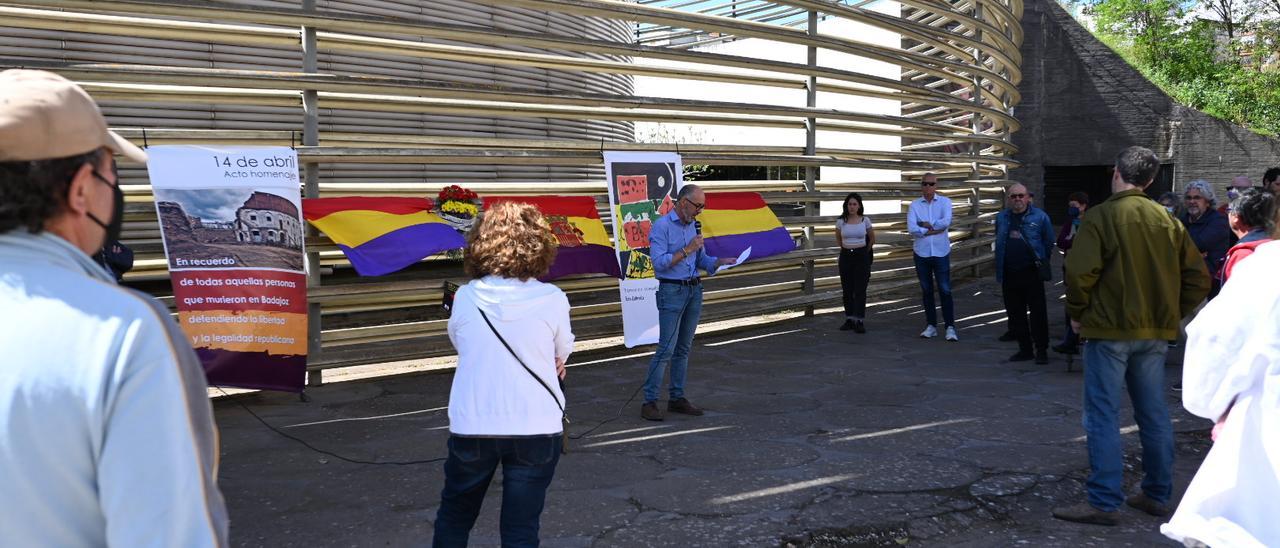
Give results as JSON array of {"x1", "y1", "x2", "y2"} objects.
[
  {"x1": 484, "y1": 196, "x2": 622, "y2": 280},
  {"x1": 303, "y1": 197, "x2": 466, "y2": 276},
  {"x1": 699, "y1": 192, "x2": 795, "y2": 262}
]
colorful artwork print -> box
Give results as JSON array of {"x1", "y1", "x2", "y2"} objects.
[
  {"x1": 619, "y1": 200, "x2": 657, "y2": 250},
  {"x1": 625, "y1": 250, "x2": 655, "y2": 279},
  {"x1": 617, "y1": 175, "x2": 649, "y2": 204},
  {"x1": 607, "y1": 161, "x2": 679, "y2": 280}
]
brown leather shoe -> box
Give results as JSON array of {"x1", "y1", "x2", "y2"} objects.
[
  {"x1": 1052, "y1": 502, "x2": 1118, "y2": 526},
  {"x1": 1126, "y1": 493, "x2": 1170, "y2": 517},
  {"x1": 667, "y1": 398, "x2": 704, "y2": 416},
  {"x1": 641, "y1": 402, "x2": 664, "y2": 421}
]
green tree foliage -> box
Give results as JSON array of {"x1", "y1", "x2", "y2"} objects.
[{"x1": 1080, "y1": 0, "x2": 1280, "y2": 136}]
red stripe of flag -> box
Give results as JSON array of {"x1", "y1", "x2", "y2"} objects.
[
  {"x1": 303, "y1": 197, "x2": 433, "y2": 220},
  {"x1": 704, "y1": 191, "x2": 770, "y2": 211},
  {"x1": 484, "y1": 196, "x2": 600, "y2": 219}
]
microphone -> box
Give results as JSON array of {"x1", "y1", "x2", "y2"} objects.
[{"x1": 694, "y1": 220, "x2": 702, "y2": 235}]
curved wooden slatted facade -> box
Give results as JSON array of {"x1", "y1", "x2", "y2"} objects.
[{"x1": 0, "y1": 0, "x2": 1021, "y2": 375}]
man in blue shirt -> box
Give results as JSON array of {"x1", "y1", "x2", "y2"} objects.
[
  {"x1": 907, "y1": 173, "x2": 959, "y2": 341},
  {"x1": 641, "y1": 184, "x2": 736, "y2": 421}
]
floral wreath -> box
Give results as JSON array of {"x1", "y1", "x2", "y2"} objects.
[{"x1": 435, "y1": 184, "x2": 480, "y2": 232}]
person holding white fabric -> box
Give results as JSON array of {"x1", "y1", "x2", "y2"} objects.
[
  {"x1": 1161, "y1": 239, "x2": 1280, "y2": 547},
  {"x1": 434, "y1": 201, "x2": 575, "y2": 548}
]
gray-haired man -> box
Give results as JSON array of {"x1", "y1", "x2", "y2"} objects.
[{"x1": 0, "y1": 70, "x2": 228, "y2": 546}]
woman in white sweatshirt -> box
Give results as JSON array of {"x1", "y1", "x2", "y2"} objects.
[
  {"x1": 1161, "y1": 240, "x2": 1280, "y2": 548},
  {"x1": 433, "y1": 201, "x2": 574, "y2": 548}
]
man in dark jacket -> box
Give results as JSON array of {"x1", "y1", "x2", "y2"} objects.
[
  {"x1": 91, "y1": 239, "x2": 134, "y2": 282},
  {"x1": 1054, "y1": 146, "x2": 1211, "y2": 526},
  {"x1": 994, "y1": 183, "x2": 1056, "y2": 364},
  {"x1": 1181, "y1": 180, "x2": 1231, "y2": 299},
  {"x1": 1053, "y1": 191, "x2": 1089, "y2": 354}
]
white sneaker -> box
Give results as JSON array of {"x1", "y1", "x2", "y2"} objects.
[
  {"x1": 920, "y1": 325, "x2": 938, "y2": 338},
  {"x1": 945, "y1": 326, "x2": 959, "y2": 341}
]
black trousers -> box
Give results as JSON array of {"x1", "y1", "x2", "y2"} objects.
[
  {"x1": 1002, "y1": 266, "x2": 1048, "y2": 352},
  {"x1": 838, "y1": 247, "x2": 872, "y2": 320}
]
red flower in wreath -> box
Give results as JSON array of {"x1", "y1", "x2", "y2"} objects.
[{"x1": 438, "y1": 185, "x2": 478, "y2": 204}]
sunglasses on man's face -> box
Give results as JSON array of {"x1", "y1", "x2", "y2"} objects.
[
  {"x1": 1008, "y1": 193, "x2": 1027, "y2": 199},
  {"x1": 921, "y1": 182, "x2": 937, "y2": 187}
]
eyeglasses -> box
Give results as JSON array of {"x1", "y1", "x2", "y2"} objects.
[
  {"x1": 921, "y1": 182, "x2": 937, "y2": 187},
  {"x1": 1184, "y1": 195, "x2": 1204, "y2": 201},
  {"x1": 1008, "y1": 193, "x2": 1027, "y2": 199},
  {"x1": 682, "y1": 197, "x2": 705, "y2": 211}
]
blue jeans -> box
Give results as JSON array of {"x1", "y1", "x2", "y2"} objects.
[
  {"x1": 433, "y1": 435, "x2": 561, "y2": 548},
  {"x1": 1082, "y1": 339, "x2": 1174, "y2": 512},
  {"x1": 912, "y1": 254, "x2": 955, "y2": 327},
  {"x1": 644, "y1": 282, "x2": 703, "y2": 403}
]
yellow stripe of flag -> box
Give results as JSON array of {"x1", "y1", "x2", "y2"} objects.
[
  {"x1": 567, "y1": 215, "x2": 612, "y2": 247},
  {"x1": 309, "y1": 210, "x2": 450, "y2": 248},
  {"x1": 697, "y1": 206, "x2": 782, "y2": 238}
]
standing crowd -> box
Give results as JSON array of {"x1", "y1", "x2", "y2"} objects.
[{"x1": 2, "y1": 69, "x2": 1278, "y2": 547}]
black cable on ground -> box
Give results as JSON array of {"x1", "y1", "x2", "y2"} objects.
[
  {"x1": 219, "y1": 379, "x2": 646, "y2": 461},
  {"x1": 568, "y1": 383, "x2": 645, "y2": 440},
  {"x1": 216, "y1": 387, "x2": 447, "y2": 466}
]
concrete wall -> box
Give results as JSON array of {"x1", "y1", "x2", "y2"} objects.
[{"x1": 1011, "y1": 0, "x2": 1279, "y2": 201}]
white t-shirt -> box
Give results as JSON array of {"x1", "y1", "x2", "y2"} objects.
[{"x1": 836, "y1": 216, "x2": 872, "y2": 248}]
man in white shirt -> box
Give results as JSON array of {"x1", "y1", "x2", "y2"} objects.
[
  {"x1": 907, "y1": 173, "x2": 958, "y2": 341},
  {"x1": 0, "y1": 70, "x2": 228, "y2": 547}
]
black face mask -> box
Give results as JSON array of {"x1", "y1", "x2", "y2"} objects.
[{"x1": 88, "y1": 168, "x2": 125, "y2": 249}]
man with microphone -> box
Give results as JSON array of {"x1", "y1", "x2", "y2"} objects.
[{"x1": 641, "y1": 184, "x2": 736, "y2": 421}]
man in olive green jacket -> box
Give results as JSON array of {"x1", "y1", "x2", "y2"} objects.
[{"x1": 1053, "y1": 146, "x2": 1211, "y2": 526}]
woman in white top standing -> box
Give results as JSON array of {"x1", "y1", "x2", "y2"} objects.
[
  {"x1": 1161, "y1": 239, "x2": 1280, "y2": 547},
  {"x1": 835, "y1": 192, "x2": 876, "y2": 333},
  {"x1": 434, "y1": 201, "x2": 574, "y2": 548}
]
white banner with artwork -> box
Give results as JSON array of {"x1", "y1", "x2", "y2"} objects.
[{"x1": 603, "y1": 151, "x2": 684, "y2": 348}]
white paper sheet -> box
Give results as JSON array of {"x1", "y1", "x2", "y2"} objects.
[{"x1": 716, "y1": 246, "x2": 752, "y2": 273}]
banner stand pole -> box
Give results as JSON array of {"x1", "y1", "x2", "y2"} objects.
[
  {"x1": 302, "y1": 0, "x2": 323, "y2": 390},
  {"x1": 801, "y1": 9, "x2": 818, "y2": 317}
]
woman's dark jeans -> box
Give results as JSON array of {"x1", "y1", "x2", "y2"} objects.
[
  {"x1": 838, "y1": 247, "x2": 872, "y2": 320},
  {"x1": 432, "y1": 435, "x2": 561, "y2": 548}
]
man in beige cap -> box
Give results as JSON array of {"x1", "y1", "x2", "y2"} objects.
[{"x1": 0, "y1": 70, "x2": 229, "y2": 547}]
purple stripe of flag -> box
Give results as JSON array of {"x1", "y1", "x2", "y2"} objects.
[
  {"x1": 542, "y1": 244, "x2": 622, "y2": 281},
  {"x1": 704, "y1": 226, "x2": 795, "y2": 263},
  {"x1": 340, "y1": 222, "x2": 466, "y2": 276}
]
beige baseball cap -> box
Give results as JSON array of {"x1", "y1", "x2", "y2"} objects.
[{"x1": 0, "y1": 69, "x2": 146, "y2": 163}]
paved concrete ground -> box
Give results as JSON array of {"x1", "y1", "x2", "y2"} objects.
[{"x1": 214, "y1": 275, "x2": 1211, "y2": 547}]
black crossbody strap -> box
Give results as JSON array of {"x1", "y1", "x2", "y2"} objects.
[{"x1": 477, "y1": 308, "x2": 564, "y2": 414}]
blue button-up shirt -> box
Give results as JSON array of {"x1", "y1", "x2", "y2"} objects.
[{"x1": 651, "y1": 210, "x2": 719, "y2": 279}]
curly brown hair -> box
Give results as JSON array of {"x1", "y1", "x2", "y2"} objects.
[{"x1": 463, "y1": 201, "x2": 559, "y2": 280}]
